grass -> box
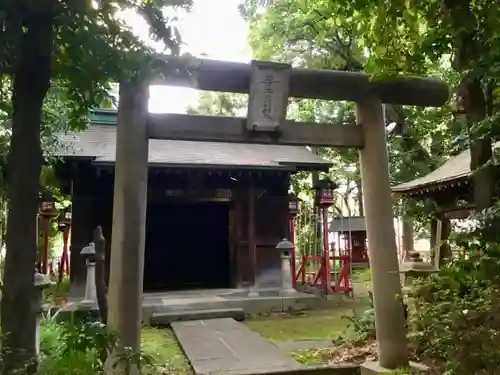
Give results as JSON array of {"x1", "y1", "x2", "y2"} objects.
[
  {"x1": 245, "y1": 308, "x2": 352, "y2": 341},
  {"x1": 350, "y1": 268, "x2": 371, "y2": 298},
  {"x1": 244, "y1": 268, "x2": 372, "y2": 342},
  {"x1": 141, "y1": 327, "x2": 193, "y2": 375}
]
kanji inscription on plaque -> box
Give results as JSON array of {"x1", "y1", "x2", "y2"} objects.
[{"x1": 246, "y1": 61, "x2": 291, "y2": 132}]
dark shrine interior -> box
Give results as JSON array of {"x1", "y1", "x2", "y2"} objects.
[{"x1": 144, "y1": 201, "x2": 231, "y2": 291}]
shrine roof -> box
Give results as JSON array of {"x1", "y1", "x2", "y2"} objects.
[
  {"x1": 56, "y1": 110, "x2": 331, "y2": 171},
  {"x1": 329, "y1": 216, "x2": 366, "y2": 232},
  {"x1": 392, "y1": 143, "x2": 500, "y2": 196}
]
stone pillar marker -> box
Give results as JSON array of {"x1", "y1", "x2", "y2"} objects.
[
  {"x1": 80, "y1": 242, "x2": 97, "y2": 304},
  {"x1": 356, "y1": 96, "x2": 409, "y2": 369},
  {"x1": 105, "y1": 76, "x2": 149, "y2": 375}
]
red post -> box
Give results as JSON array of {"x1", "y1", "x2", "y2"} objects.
[
  {"x1": 321, "y1": 207, "x2": 331, "y2": 291},
  {"x1": 289, "y1": 214, "x2": 296, "y2": 288},
  {"x1": 59, "y1": 225, "x2": 70, "y2": 277}
]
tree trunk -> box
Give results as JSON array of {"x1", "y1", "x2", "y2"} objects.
[
  {"x1": 464, "y1": 79, "x2": 492, "y2": 211},
  {"x1": 443, "y1": 0, "x2": 493, "y2": 212},
  {"x1": 1, "y1": 17, "x2": 53, "y2": 375}
]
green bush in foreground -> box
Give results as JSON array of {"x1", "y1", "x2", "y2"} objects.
[
  {"x1": 410, "y1": 251, "x2": 500, "y2": 372},
  {"x1": 38, "y1": 317, "x2": 115, "y2": 375},
  {"x1": 37, "y1": 316, "x2": 157, "y2": 375},
  {"x1": 409, "y1": 206, "x2": 500, "y2": 375},
  {"x1": 341, "y1": 291, "x2": 375, "y2": 344},
  {"x1": 336, "y1": 206, "x2": 500, "y2": 375}
]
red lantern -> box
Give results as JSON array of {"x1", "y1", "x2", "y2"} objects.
[
  {"x1": 288, "y1": 193, "x2": 300, "y2": 217},
  {"x1": 319, "y1": 186, "x2": 334, "y2": 206},
  {"x1": 38, "y1": 191, "x2": 58, "y2": 275},
  {"x1": 314, "y1": 178, "x2": 337, "y2": 207},
  {"x1": 39, "y1": 192, "x2": 58, "y2": 218},
  {"x1": 58, "y1": 210, "x2": 72, "y2": 231}
]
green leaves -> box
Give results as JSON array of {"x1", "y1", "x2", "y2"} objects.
[
  {"x1": 187, "y1": 92, "x2": 248, "y2": 117},
  {"x1": 240, "y1": 0, "x2": 471, "y2": 235},
  {"x1": 1, "y1": 0, "x2": 192, "y2": 137},
  {"x1": 409, "y1": 203, "x2": 500, "y2": 374}
]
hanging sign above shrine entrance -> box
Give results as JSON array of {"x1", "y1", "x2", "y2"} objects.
[{"x1": 246, "y1": 61, "x2": 291, "y2": 132}]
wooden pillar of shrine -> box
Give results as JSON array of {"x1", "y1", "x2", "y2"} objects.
[
  {"x1": 248, "y1": 185, "x2": 257, "y2": 286},
  {"x1": 69, "y1": 174, "x2": 95, "y2": 297}
]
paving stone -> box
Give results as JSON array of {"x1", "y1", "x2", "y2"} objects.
[{"x1": 172, "y1": 318, "x2": 302, "y2": 375}]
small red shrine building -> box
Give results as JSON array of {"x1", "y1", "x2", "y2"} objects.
[
  {"x1": 55, "y1": 109, "x2": 331, "y2": 296},
  {"x1": 329, "y1": 216, "x2": 368, "y2": 263}
]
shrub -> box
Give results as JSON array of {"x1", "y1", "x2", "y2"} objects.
[
  {"x1": 37, "y1": 315, "x2": 160, "y2": 374},
  {"x1": 38, "y1": 316, "x2": 117, "y2": 375},
  {"x1": 341, "y1": 291, "x2": 376, "y2": 343},
  {"x1": 408, "y1": 205, "x2": 500, "y2": 375}
]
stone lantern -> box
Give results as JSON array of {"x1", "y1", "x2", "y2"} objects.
[
  {"x1": 33, "y1": 272, "x2": 54, "y2": 356},
  {"x1": 399, "y1": 251, "x2": 437, "y2": 287},
  {"x1": 80, "y1": 242, "x2": 97, "y2": 304},
  {"x1": 398, "y1": 251, "x2": 437, "y2": 356},
  {"x1": 276, "y1": 238, "x2": 295, "y2": 294}
]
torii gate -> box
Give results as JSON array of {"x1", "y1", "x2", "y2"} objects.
[{"x1": 106, "y1": 59, "x2": 448, "y2": 371}]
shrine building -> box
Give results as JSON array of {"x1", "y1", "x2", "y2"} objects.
[{"x1": 55, "y1": 109, "x2": 331, "y2": 296}]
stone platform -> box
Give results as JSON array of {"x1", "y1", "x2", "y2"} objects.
[{"x1": 61, "y1": 287, "x2": 326, "y2": 322}]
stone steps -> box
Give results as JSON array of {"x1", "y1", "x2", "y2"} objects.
[{"x1": 150, "y1": 308, "x2": 245, "y2": 325}]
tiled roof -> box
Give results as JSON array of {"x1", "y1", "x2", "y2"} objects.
[
  {"x1": 57, "y1": 125, "x2": 331, "y2": 170},
  {"x1": 392, "y1": 142, "x2": 500, "y2": 194},
  {"x1": 329, "y1": 216, "x2": 366, "y2": 232}
]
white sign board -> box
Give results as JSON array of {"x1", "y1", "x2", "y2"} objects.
[{"x1": 246, "y1": 61, "x2": 291, "y2": 132}]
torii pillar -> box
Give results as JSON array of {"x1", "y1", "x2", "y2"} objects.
[
  {"x1": 357, "y1": 96, "x2": 408, "y2": 368},
  {"x1": 105, "y1": 75, "x2": 149, "y2": 375}
]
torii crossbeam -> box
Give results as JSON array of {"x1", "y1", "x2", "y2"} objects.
[{"x1": 106, "y1": 58, "x2": 449, "y2": 373}]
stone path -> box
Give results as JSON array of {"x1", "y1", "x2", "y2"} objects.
[{"x1": 171, "y1": 318, "x2": 302, "y2": 375}]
